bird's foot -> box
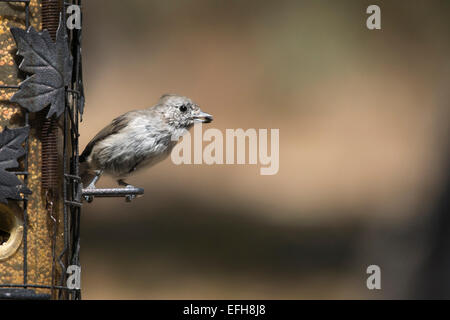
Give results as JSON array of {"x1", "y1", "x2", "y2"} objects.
[
  {"x1": 84, "y1": 181, "x2": 97, "y2": 201},
  {"x1": 86, "y1": 170, "x2": 103, "y2": 189},
  {"x1": 118, "y1": 179, "x2": 137, "y2": 202},
  {"x1": 84, "y1": 195, "x2": 94, "y2": 203},
  {"x1": 83, "y1": 170, "x2": 103, "y2": 202},
  {"x1": 117, "y1": 179, "x2": 135, "y2": 188},
  {"x1": 83, "y1": 181, "x2": 96, "y2": 202},
  {"x1": 86, "y1": 181, "x2": 97, "y2": 189}
]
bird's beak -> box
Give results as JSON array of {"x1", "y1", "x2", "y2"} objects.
[{"x1": 194, "y1": 111, "x2": 213, "y2": 123}]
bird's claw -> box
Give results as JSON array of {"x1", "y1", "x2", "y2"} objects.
[
  {"x1": 83, "y1": 182, "x2": 96, "y2": 202},
  {"x1": 124, "y1": 184, "x2": 136, "y2": 202}
]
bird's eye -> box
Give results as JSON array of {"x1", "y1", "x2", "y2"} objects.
[{"x1": 179, "y1": 105, "x2": 187, "y2": 112}]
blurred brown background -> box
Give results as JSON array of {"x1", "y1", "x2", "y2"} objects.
[{"x1": 80, "y1": 0, "x2": 450, "y2": 299}]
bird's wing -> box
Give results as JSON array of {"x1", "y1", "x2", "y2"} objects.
[{"x1": 80, "y1": 112, "x2": 133, "y2": 162}]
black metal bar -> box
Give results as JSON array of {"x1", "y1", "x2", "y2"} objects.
[
  {"x1": 0, "y1": 85, "x2": 19, "y2": 89},
  {"x1": 65, "y1": 200, "x2": 82, "y2": 207},
  {"x1": 0, "y1": 284, "x2": 79, "y2": 291},
  {"x1": 66, "y1": 89, "x2": 80, "y2": 95},
  {"x1": 66, "y1": 104, "x2": 79, "y2": 136},
  {"x1": 22, "y1": 115, "x2": 29, "y2": 287},
  {"x1": 58, "y1": 94, "x2": 69, "y2": 299},
  {"x1": 21, "y1": 0, "x2": 31, "y2": 290},
  {"x1": 25, "y1": 1, "x2": 29, "y2": 28},
  {"x1": 64, "y1": 173, "x2": 81, "y2": 181},
  {"x1": 0, "y1": 288, "x2": 51, "y2": 300},
  {"x1": 11, "y1": 171, "x2": 29, "y2": 175},
  {"x1": 22, "y1": 170, "x2": 28, "y2": 287},
  {"x1": 71, "y1": 1, "x2": 82, "y2": 299}
]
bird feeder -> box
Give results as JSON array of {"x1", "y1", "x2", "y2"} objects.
[
  {"x1": 0, "y1": 0, "x2": 82, "y2": 300},
  {"x1": 0, "y1": 0, "x2": 145, "y2": 300}
]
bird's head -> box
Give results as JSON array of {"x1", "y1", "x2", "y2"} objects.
[{"x1": 156, "y1": 94, "x2": 213, "y2": 129}]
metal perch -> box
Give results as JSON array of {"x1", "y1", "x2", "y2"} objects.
[{"x1": 82, "y1": 187, "x2": 144, "y2": 202}]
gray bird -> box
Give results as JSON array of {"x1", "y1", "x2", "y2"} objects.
[{"x1": 80, "y1": 94, "x2": 213, "y2": 189}]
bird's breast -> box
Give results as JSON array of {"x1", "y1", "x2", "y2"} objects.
[{"x1": 92, "y1": 119, "x2": 178, "y2": 177}]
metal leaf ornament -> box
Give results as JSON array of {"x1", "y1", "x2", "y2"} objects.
[
  {"x1": 10, "y1": 16, "x2": 73, "y2": 118},
  {"x1": 0, "y1": 126, "x2": 31, "y2": 204}
]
